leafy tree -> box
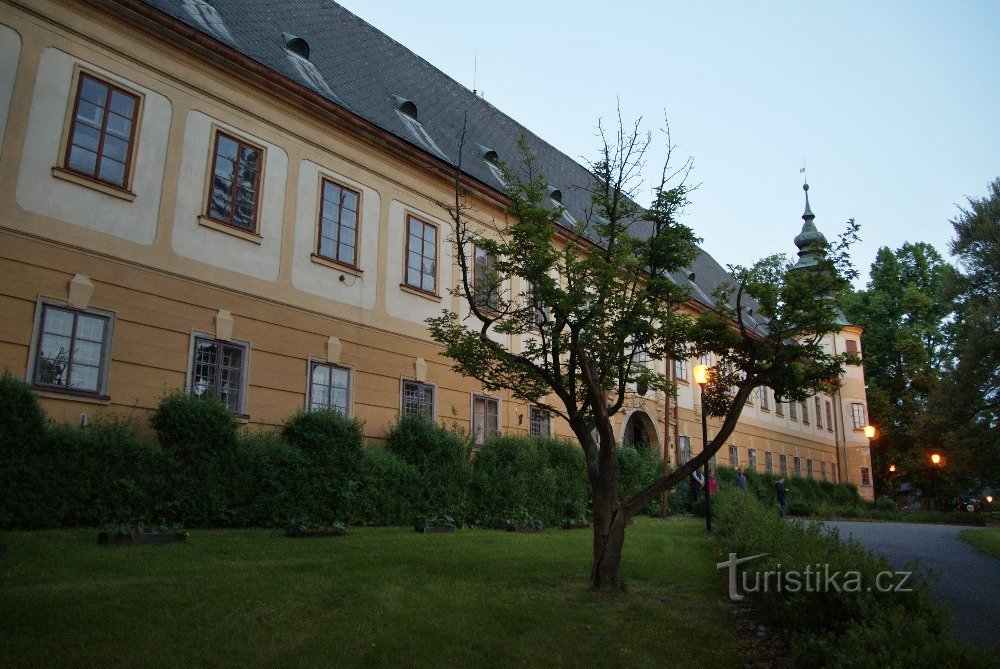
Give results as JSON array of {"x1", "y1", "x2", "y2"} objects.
[
  {"x1": 920, "y1": 178, "x2": 1000, "y2": 492},
  {"x1": 428, "y1": 117, "x2": 858, "y2": 590},
  {"x1": 841, "y1": 243, "x2": 952, "y2": 492}
]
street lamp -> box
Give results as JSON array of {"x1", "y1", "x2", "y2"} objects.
[
  {"x1": 987, "y1": 495, "x2": 994, "y2": 504},
  {"x1": 888, "y1": 464, "x2": 896, "y2": 473},
  {"x1": 864, "y1": 425, "x2": 877, "y2": 439},
  {"x1": 930, "y1": 453, "x2": 942, "y2": 466},
  {"x1": 693, "y1": 364, "x2": 712, "y2": 533}
]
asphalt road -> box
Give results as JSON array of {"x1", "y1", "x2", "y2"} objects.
[{"x1": 823, "y1": 521, "x2": 999, "y2": 648}]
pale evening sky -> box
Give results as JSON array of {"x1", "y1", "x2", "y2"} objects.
[{"x1": 337, "y1": 1, "x2": 1000, "y2": 286}]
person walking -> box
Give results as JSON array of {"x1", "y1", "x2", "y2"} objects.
[
  {"x1": 775, "y1": 477, "x2": 788, "y2": 517},
  {"x1": 689, "y1": 469, "x2": 704, "y2": 511},
  {"x1": 733, "y1": 467, "x2": 748, "y2": 490}
]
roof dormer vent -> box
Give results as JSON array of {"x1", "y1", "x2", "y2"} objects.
[
  {"x1": 282, "y1": 32, "x2": 310, "y2": 60},
  {"x1": 548, "y1": 188, "x2": 562, "y2": 203},
  {"x1": 393, "y1": 95, "x2": 418, "y2": 119},
  {"x1": 476, "y1": 144, "x2": 498, "y2": 164}
]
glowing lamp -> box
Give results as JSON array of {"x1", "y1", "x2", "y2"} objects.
[
  {"x1": 930, "y1": 453, "x2": 942, "y2": 465},
  {"x1": 863, "y1": 425, "x2": 877, "y2": 439},
  {"x1": 693, "y1": 364, "x2": 711, "y2": 386},
  {"x1": 987, "y1": 495, "x2": 994, "y2": 504},
  {"x1": 888, "y1": 464, "x2": 896, "y2": 473}
]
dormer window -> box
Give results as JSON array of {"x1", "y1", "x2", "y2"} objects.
[
  {"x1": 393, "y1": 95, "x2": 448, "y2": 161},
  {"x1": 476, "y1": 145, "x2": 505, "y2": 185},
  {"x1": 393, "y1": 95, "x2": 418, "y2": 119},
  {"x1": 283, "y1": 33, "x2": 310, "y2": 60}
]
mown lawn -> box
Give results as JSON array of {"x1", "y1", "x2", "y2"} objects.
[
  {"x1": 960, "y1": 527, "x2": 1000, "y2": 559},
  {"x1": 0, "y1": 517, "x2": 739, "y2": 667}
]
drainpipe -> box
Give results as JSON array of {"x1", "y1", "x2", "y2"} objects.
[{"x1": 662, "y1": 358, "x2": 673, "y2": 516}]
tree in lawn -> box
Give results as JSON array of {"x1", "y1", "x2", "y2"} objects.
[
  {"x1": 840, "y1": 242, "x2": 952, "y2": 493},
  {"x1": 428, "y1": 118, "x2": 859, "y2": 590},
  {"x1": 920, "y1": 177, "x2": 1000, "y2": 492}
]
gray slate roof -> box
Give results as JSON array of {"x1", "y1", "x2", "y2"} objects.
[{"x1": 140, "y1": 0, "x2": 762, "y2": 322}]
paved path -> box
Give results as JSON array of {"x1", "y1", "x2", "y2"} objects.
[{"x1": 823, "y1": 521, "x2": 999, "y2": 648}]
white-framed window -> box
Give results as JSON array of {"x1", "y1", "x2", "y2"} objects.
[
  {"x1": 728, "y1": 444, "x2": 739, "y2": 468},
  {"x1": 748, "y1": 449, "x2": 758, "y2": 471},
  {"x1": 529, "y1": 405, "x2": 551, "y2": 437},
  {"x1": 780, "y1": 454, "x2": 788, "y2": 476},
  {"x1": 308, "y1": 362, "x2": 350, "y2": 415},
  {"x1": 765, "y1": 451, "x2": 773, "y2": 472},
  {"x1": 674, "y1": 359, "x2": 688, "y2": 383},
  {"x1": 807, "y1": 459, "x2": 814, "y2": 478},
  {"x1": 678, "y1": 435, "x2": 692, "y2": 464},
  {"x1": 825, "y1": 401, "x2": 834, "y2": 433},
  {"x1": 801, "y1": 402, "x2": 809, "y2": 425},
  {"x1": 793, "y1": 456, "x2": 802, "y2": 476},
  {"x1": 815, "y1": 397, "x2": 823, "y2": 429},
  {"x1": 472, "y1": 394, "x2": 500, "y2": 444},
  {"x1": 401, "y1": 379, "x2": 434, "y2": 420},
  {"x1": 28, "y1": 300, "x2": 115, "y2": 398},
  {"x1": 852, "y1": 403, "x2": 867, "y2": 430},
  {"x1": 759, "y1": 387, "x2": 769, "y2": 411},
  {"x1": 189, "y1": 334, "x2": 249, "y2": 414},
  {"x1": 789, "y1": 401, "x2": 798, "y2": 420}
]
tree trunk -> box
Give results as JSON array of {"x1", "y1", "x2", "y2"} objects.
[{"x1": 591, "y1": 508, "x2": 628, "y2": 590}]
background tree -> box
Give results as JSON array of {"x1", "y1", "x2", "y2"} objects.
[
  {"x1": 920, "y1": 178, "x2": 1000, "y2": 495},
  {"x1": 429, "y1": 117, "x2": 858, "y2": 590},
  {"x1": 841, "y1": 243, "x2": 951, "y2": 494}
]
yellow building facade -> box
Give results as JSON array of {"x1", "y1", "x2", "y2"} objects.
[{"x1": 0, "y1": 0, "x2": 874, "y2": 498}]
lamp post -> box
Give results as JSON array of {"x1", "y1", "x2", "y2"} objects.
[{"x1": 693, "y1": 364, "x2": 712, "y2": 532}]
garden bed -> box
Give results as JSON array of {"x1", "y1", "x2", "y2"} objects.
[
  {"x1": 285, "y1": 528, "x2": 348, "y2": 538},
  {"x1": 415, "y1": 524, "x2": 457, "y2": 534},
  {"x1": 98, "y1": 531, "x2": 186, "y2": 546}
]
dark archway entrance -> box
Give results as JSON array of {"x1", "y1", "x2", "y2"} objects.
[{"x1": 623, "y1": 411, "x2": 656, "y2": 456}]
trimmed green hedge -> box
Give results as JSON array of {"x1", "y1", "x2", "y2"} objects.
[
  {"x1": 385, "y1": 415, "x2": 472, "y2": 521},
  {"x1": 1, "y1": 380, "x2": 671, "y2": 531},
  {"x1": 470, "y1": 436, "x2": 589, "y2": 528},
  {"x1": 714, "y1": 490, "x2": 988, "y2": 667}
]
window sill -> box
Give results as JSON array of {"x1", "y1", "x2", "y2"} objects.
[
  {"x1": 51, "y1": 167, "x2": 136, "y2": 202},
  {"x1": 311, "y1": 254, "x2": 363, "y2": 277},
  {"x1": 33, "y1": 388, "x2": 111, "y2": 405},
  {"x1": 399, "y1": 283, "x2": 440, "y2": 301},
  {"x1": 198, "y1": 215, "x2": 263, "y2": 244}
]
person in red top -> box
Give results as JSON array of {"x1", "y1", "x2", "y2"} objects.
[{"x1": 707, "y1": 471, "x2": 718, "y2": 494}]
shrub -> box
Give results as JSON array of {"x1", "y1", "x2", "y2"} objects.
[
  {"x1": 540, "y1": 438, "x2": 590, "y2": 524},
  {"x1": 231, "y1": 432, "x2": 309, "y2": 527},
  {"x1": 714, "y1": 490, "x2": 983, "y2": 667},
  {"x1": 282, "y1": 410, "x2": 365, "y2": 524},
  {"x1": 874, "y1": 494, "x2": 897, "y2": 511},
  {"x1": 470, "y1": 436, "x2": 550, "y2": 527},
  {"x1": 150, "y1": 391, "x2": 240, "y2": 527},
  {"x1": 0, "y1": 375, "x2": 53, "y2": 528},
  {"x1": 67, "y1": 417, "x2": 172, "y2": 526},
  {"x1": 385, "y1": 415, "x2": 471, "y2": 521},
  {"x1": 353, "y1": 446, "x2": 420, "y2": 526},
  {"x1": 617, "y1": 446, "x2": 663, "y2": 516}
]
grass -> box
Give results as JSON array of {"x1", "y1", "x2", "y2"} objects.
[
  {"x1": 960, "y1": 528, "x2": 1000, "y2": 559},
  {"x1": 0, "y1": 517, "x2": 740, "y2": 667}
]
